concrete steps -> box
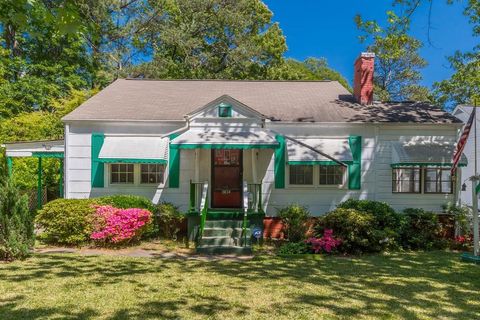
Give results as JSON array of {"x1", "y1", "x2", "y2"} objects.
[{"x1": 196, "y1": 218, "x2": 252, "y2": 255}]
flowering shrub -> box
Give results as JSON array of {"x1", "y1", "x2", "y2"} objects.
[
  {"x1": 306, "y1": 229, "x2": 341, "y2": 254},
  {"x1": 91, "y1": 206, "x2": 152, "y2": 244},
  {"x1": 451, "y1": 234, "x2": 473, "y2": 251}
]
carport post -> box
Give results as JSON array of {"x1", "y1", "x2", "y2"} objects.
[
  {"x1": 59, "y1": 159, "x2": 64, "y2": 198},
  {"x1": 6, "y1": 157, "x2": 12, "y2": 177},
  {"x1": 37, "y1": 157, "x2": 42, "y2": 210}
]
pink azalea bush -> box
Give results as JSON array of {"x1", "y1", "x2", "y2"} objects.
[
  {"x1": 305, "y1": 229, "x2": 342, "y2": 253},
  {"x1": 90, "y1": 205, "x2": 152, "y2": 244}
]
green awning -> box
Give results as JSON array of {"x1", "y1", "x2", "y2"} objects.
[
  {"x1": 391, "y1": 142, "x2": 467, "y2": 168},
  {"x1": 97, "y1": 136, "x2": 169, "y2": 164}
]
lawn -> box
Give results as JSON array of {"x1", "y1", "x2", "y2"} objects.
[{"x1": 0, "y1": 251, "x2": 479, "y2": 320}]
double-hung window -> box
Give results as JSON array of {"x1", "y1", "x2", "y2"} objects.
[
  {"x1": 140, "y1": 164, "x2": 165, "y2": 184},
  {"x1": 392, "y1": 167, "x2": 453, "y2": 194},
  {"x1": 424, "y1": 168, "x2": 452, "y2": 194},
  {"x1": 110, "y1": 164, "x2": 134, "y2": 184},
  {"x1": 319, "y1": 165, "x2": 345, "y2": 185},
  {"x1": 392, "y1": 168, "x2": 421, "y2": 193},
  {"x1": 289, "y1": 165, "x2": 314, "y2": 185}
]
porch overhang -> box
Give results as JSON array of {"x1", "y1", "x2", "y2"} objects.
[
  {"x1": 390, "y1": 142, "x2": 467, "y2": 168},
  {"x1": 2, "y1": 140, "x2": 64, "y2": 158},
  {"x1": 170, "y1": 128, "x2": 279, "y2": 149},
  {"x1": 98, "y1": 136, "x2": 169, "y2": 164}
]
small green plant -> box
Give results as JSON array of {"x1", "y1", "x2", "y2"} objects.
[
  {"x1": 442, "y1": 202, "x2": 470, "y2": 236},
  {"x1": 156, "y1": 202, "x2": 185, "y2": 240},
  {"x1": 277, "y1": 204, "x2": 310, "y2": 242},
  {"x1": 277, "y1": 241, "x2": 309, "y2": 255},
  {"x1": 401, "y1": 208, "x2": 443, "y2": 250},
  {"x1": 0, "y1": 178, "x2": 34, "y2": 261},
  {"x1": 36, "y1": 199, "x2": 96, "y2": 245}
]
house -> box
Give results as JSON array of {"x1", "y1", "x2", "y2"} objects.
[
  {"x1": 452, "y1": 105, "x2": 478, "y2": 207},
  {"x1": 3, "y1": 53, "x2": 467, "y2": 253}
]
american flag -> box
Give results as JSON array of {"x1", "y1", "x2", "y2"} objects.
[{"x1": 452, "y1": 106, "x2": 476, "y2": 176}]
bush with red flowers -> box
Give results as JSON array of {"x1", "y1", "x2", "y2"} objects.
[
  {"x1": 305, "y1": 229, "x2": 342, "y2": 254},
  {"x1": 90, "y1": 205, "x2": 152, "y2": 244}
]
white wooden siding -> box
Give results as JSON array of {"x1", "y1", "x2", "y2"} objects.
[{"x1": 65, "y1": 120, "x2": 462, "y2": 215}]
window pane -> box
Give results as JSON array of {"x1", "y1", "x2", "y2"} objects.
[
  {"x1": 441, "y1": 182, "x2": 452, "y2": 193},
  {"x1": 289, "y1": 165, "x2": 313, "y2": 185},
  {"x1": 392, "y1": 168, "x2": 420, "y2": 193},
  {"x1": 319, "y1": 165, "x2": 344, "y2": 185},
  {"x1": 425, "y1": 182, "x2": 437, "y2": 193},
  {"x1": 111, "y1": 173, "x2": 119, "y2": 183}
]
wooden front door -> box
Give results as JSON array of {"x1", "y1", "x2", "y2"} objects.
[{"x1": 212, "y1": 149, "x2": 243, "y2": 208}]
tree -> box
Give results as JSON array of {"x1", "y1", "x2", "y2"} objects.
[
  {"x1": 434, "y1": 50, "x2": 480, "y2": 108},
  {"x1": 0, "y1": 1, "x2": 97, "y2": 118},
  {"x1": 0, "y1": 176, "x2": 34, "y2": 261},
  {"x1": 268, "y1": 58, "x2": 351, "y2": 90},
  {"x1": 128, "y1": 0, "x2": 287, "y2": 79},
  {"x1": 356, "y1": 11, "x2": 430, "y2": 102}
]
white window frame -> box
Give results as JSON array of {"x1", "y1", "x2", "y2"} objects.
[
  {"x1": 106, "y1": 163, "x2": 167, "y2": 188},
  {"x1": 109, "y1": 163, "x2": 135, "y2": 185},
  {"x1": 286, "y1": 164, "x2": 347, "y2": 189}
]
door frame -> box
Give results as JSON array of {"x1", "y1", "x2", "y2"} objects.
[{"x1": 210, "y1": 149, "x2": 243, "y2": 208}]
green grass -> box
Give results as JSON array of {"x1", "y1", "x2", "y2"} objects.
[{"x1": 0, "y1": 251, "x2": 479, "y2": 319}]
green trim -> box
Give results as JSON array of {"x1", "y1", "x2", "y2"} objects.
[
  {"x1": 168, "y1": 132, "x2": 181, "y2": 188},
  {"x1": 390, "y1": 162, "x2": 467, "y2": 168},
  {"x1": 97, "y1": 158, "x2": 167, "y2": 164},
  {"x1": 6, "y1": 157, "x2": 12, "y2": 177},
  {"x1": 475, "y1": 182, "x2": 480, "y2": 195},
  {"x1": 171, "y1": 143, "x2": 278, "y2": 149},
  {"x1": 274, "y1": 135, "x2": 286, "y2": 189},
  {"x1": 218, "y1": 104, "x2": 232, "y2": 117},
  {"x1": 348, "y1": 135, "x2": 362, "y2": 190},
  {"x1": 32, "y1": 152, "x2": 64, "y2": 158},
  {"x1": 59, "y1": 159, "x2": 64, "y2": 198},
  {"x1": 37, "y1": 157, "x2": 42, "y2": 210},
  {"x1": 288, "y1": 160, "x2": 352, "y2": 166},
  {"x1": 91, "y1": 133, "x2": 105, "y2": 188}
]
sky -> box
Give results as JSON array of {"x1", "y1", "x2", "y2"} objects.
[{"x1": 263, "y1": 0, "x2": 477, "y2": 89}]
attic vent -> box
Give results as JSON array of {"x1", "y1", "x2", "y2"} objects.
[{"x1": 218, "y1": 103, "x2": 232, "y2": 117}]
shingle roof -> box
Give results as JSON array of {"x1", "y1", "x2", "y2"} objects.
[{"x1": 62, "y1": 79, "x2": 461, "y2": 124}]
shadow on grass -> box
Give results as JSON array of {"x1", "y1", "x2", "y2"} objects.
[{"x1": 0, "y1": 251, "x2": 479, "y2": 319}]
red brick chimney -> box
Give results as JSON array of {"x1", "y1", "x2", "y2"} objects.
[{"x1": 353, "y1": 52, "x2": 375, "y2": 105}]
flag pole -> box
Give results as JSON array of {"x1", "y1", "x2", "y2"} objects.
[{"x1": 473, "y1": 100, "x2": 479, "y2": 256}]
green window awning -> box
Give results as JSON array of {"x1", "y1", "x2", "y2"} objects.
[
  {"x1": 170, "y1": 128, "x2": 279, "y2": 149},
  {"x1": 391, "y1": 142, "x2": 467, "y2": 168},
  {"x1": 98, "y1": 136, "x2": 169, "y2": 164},
  {"x1": 286, "y1": 138, "x2": 353, "y2": 165}
]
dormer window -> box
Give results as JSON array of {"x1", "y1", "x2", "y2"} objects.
[{"x1": 218, "y1": 104, "x2": 232, "y2": 117}]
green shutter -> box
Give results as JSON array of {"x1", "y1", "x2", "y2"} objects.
[
  {"x1": 274, "y1": 135, "x2": 286, "y2": 189},
  {"x1": 348, "y1": 135, "x2": 362, "y2": 190},
  {"x1": 169, "y1": 132, "x2": 181, "y2": 188},
  {"x1": 91, "y1": 133, "x2": 105, "y2": 188}
]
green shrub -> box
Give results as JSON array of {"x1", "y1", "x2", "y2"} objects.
[
  {"x1": 316, "y1": 208, "x2": 380, "y2": 254},
  {"x1": 401, "y1": 208, "x2": 443, "y2": 250},
  {"x1": 0, "y1": 179, "x2": 35, "y2": 261},
  {"x1": 156, "y1": 202, "x2": 185, "y2": 240},
  {"x1": 277, "y1": 204, "x2": 311, "y2": 242},
  {"x1": 338, "y1": 199, "x2": 403, "y2": 230},
  {"x1": 277, "y1": 241, "x2": 309, "y2": 255},
  {"x1": 95, "y1": 195, "x2": 156, "y2": 212},
  {"x1": 36, "y1": 199, "x2": 96, "y2": 245}
]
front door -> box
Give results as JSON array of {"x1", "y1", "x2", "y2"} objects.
[{"x1": 212, "y1": 149, "x2": 243, "y2": 208}]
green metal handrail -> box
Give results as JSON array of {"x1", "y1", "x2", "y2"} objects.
[
  {"x1": 198, "y1": 181, "x2": 209, "y2": 240},
  {"x1": 242, "y1": 181, "x2": 249, "y2": 247}
]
